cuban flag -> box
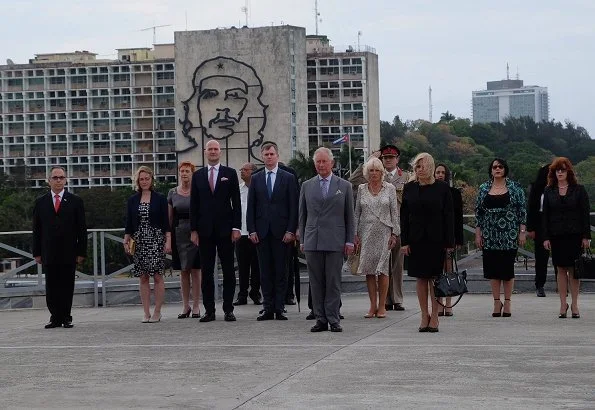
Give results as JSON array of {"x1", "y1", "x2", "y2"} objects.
[{"x1": 332, "y1": 133, "x2": 350, "y2": 145}]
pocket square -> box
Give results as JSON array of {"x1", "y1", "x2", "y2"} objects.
[
  {"x1": 221, "y1": 177, "x2": 229, "y2": 181},
  {"x1": 335, "y1": 189, "x2": 342, "y2": 195}
]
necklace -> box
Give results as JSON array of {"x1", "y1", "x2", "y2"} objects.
[
  {"x1": 558, "y1": 184, "x2": 568, "y2": 189},
  {"x1": 369, "y1": 184, "x2": 382, "y2": 195},
  {"x1": 178, "y1": 185, "x2": 191, "y2": 195}
]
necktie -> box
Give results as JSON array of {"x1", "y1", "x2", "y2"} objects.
[
  {"x1": 321, "y1": 178, "x2": 328, "y2": 199},
  {"x1": 54, "y1": 194, "x2": 61, "y2": 213},
  {"x1": 266, "y1": 171, "x2": 273, "y2": 199},
  {"x1": 209, "y1": 166, "x2": 215, "y2": 193}
]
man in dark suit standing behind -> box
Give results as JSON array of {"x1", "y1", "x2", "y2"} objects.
[
  {"x1": 33, "y1": 166, "x2": 87, "y2": 329},
  {"x1": 247, "y1": 142, "x2": 298, "y2": 320},
  {"x1": 299, "y1": 147, "x2": 355, "y2": 332},
  {"x1": 191, "y1": 140, "x2": 242, "y2": 322}
]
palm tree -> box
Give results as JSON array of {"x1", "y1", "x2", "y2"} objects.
[
  {"x1": 337, "y1": 144, "x2": 363, "y2": 179},
  {"x1": 289, "y1": 151, "x2": 316, "y2": 184},
  {"x1": 440, "y1": 111, "x2": 455, "y2": 123}
]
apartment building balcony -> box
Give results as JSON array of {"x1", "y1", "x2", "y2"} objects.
[
  {"x1": 8, "y1": 151, "x2": 24, "y2": 158},
  {"x1": 7, "y1": 85, "x2": 23, "y2": 91},
  {"x1": 113, "y1": 80, "x2": 130, "y2": 87},
  {"x1": 114, "y1": 147, "x2": 131, "y2": 153},
  {"x1": 49, "y1": 150, "x2": 67, "y2": 156},
  {"x1": 30, "y1": 172, "x2": 47, "y2": 179},
  {"x1": 113, "y1": 102, "x2": 131, "y2": 109},
  {"x1": 71, "y1": 104, "x2": 89, "y2": 111},
  {"x1": 49, "y1": 84, "x2": 66, "y2": 90},
  {"x1": 343, "y1": 119, "x2": 365, "y2": 125},
  {"x1": 7, "y1": 106, "x2": 24, "y2": 113},
  {"x1": 27, "y1": 84, "x2": 45, "y2": 91},
  {"x1": 154, "y1": 100, "x2": 174, "y2": 108},
  {"x1": 28, "y1": 105, "x2": 45, "y2": 112},
  {"x1": 71, "y1": 149, "x2": 90, "y2": 155},
  {"x1": 134, "y1": 76, "x2": 153, "y2": 86},
  {"x1": 72, "y1": 171, "x2": 90, "y2": 178},
  {"x1": 93, "y1": 126, "x2": 109, "y2": 132},
  {"x1": 50, "y1": 127, "x2": 67, "y2": 133},
  {"x1": 157, "y1": 146, "x2": 174, "y2": 153},
  {"x1": 93, "y1": 148, "x2": 110, "y2": 154},
  {"x1": 7, "y1": 127, "x2": 24, "y2": 135},
  {"x1": 114, "y1": 125, "x2": 131, "y2": 132},
  {"x1": 71, "y1": 83, "x2": 87, "y2": 89},
  {"x1": 29, "y1": 150, "x2": 47, "y2": 157},
  {"x1": 90, "y1": 82, "x2": 109, "y2": 88},
  {"x1": 156, "y1": 78, "x2": 174, "y2": 85},
  {"x1": 49, "y1": 106, "x2": 67, "y2": 112},
  {"x1": 115, "y1": 169, "x2": 132, "y2": 176},
  {"x1": 72, "y1": 126, "x2": 89, "y2": 133},
  {"x1": 342, "y1": 95, "x2": 363, "y2": 102},
  {"x1": 341, "y1": 73, "x2": 363, "y2": 80},
  {"x1": 92, "y1": 170, "x2": 112, "y2": 177},
  {"x1": 135, "y1": 100, "x2": 153, "y2": 108}
]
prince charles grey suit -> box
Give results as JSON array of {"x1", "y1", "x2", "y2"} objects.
[{"x1": 299, "y1": 174, "x2": 355, "y2": 327}]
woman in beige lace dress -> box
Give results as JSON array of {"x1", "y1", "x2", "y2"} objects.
[{"x1": 354, "y1": 158, "x2": 400, "y2": 318}]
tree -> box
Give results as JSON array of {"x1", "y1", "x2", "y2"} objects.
[
  {"x1": 440, "y1": 111, "x2": 455, "y2": 123},
  {"x1": 289, "y1": 151, "x2": 316, "y2": 184}
]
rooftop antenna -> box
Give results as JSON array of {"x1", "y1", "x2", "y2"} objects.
[
  {"x1": 506, "y1": 62, "x2": 510, "y2": 80},
  {"x1": 140, "y1": 24, "x2": 172, "y2": 45},
  {"x1": 429, "y1": 85, "x2": 433, "y2": 123},
  {"x1": 357, "y1": 30, "x2": 362, "y2": 51},
  {"x1": 241, "y1": 0, "x2": 250, "y2": 27},
  {"x1": 315, "y1": 0, "x2": 321, "y2": 35},
  {"x1": 516, "y1": 66, "x2": 520, "y2": 80}
]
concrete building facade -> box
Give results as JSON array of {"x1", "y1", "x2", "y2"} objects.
[
  {"x1": 306, "y1": 35, "x2": 379, "y2": 158},
  {"x1": 472, "y1": 79, "x2": 549, "y2": 124},
  {"x1": 174, "y1": 26, "x2": 307, "y2": 169},
  {"x1": 0, "y1": 45, "x2": 177, "y2": 189}
]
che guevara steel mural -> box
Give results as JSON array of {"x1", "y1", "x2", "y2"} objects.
[{"x1": 178, "y1": 56, "x2": 268, "y2": 164}]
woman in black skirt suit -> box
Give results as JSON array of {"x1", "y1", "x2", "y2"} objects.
[
  {"x1": 542, "y1": 157, "x2": 591, "y2": 319},
  {"x1": 401, "y1": 153, "x2": 454, "y2": 333}
]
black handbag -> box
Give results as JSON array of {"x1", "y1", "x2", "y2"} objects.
[
  {"x1": 434, "y1": 253, "x2": 468, "y2": 308},
  {"x1": 574, "y1": 248, "x2": 595, "y2": 279}
]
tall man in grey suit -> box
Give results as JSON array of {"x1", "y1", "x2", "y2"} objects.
[{"x1": 299, "y1": 147, "x2": 355, "y2": 332}]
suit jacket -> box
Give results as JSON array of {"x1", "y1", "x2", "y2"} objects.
[
  {"x1": 542, "y1": 184, "x2": 591, "y2": 240},
  {"x1": 247, "y1": 167, "x2": 298, "y2": 240},
  {"x1": 400, "y1": 180, "x2": 454, "y2": 247},
  {"x1": 190, "y1": 164, "x2": 241, "y2": 237},
  {"x1": 125, "y1": 191, "x2": 170, "y2": 235},
  {"x1": 32, "y1": 190, "x2": 87, "y2": 265},
  {"x1": 299, "y1": 174, "x2": 355, "y2": 252}
]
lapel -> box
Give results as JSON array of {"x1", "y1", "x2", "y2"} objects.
[
  {"x1": 325, "y1": 175, "x2": 338, "y2": 204},
  {"x1": 270, "y1": 168, "x2": 282, "y2": 201}
]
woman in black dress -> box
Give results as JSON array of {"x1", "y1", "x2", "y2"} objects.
[
  {"x1": 542, "y1": 157, "x2": 591, "y2": 319},
  {"x1": 124, "y1": 166, "x2": 171, "y2": 323},
  {"x1": 401, "y1": 153, "x2": 454, "y2": 333},
  {"x1": 168, "y1": 161, "x2": 201, "y2": 319},
  {"x1": 434, "y1": 163, "x2": 464, "y2": 316}
]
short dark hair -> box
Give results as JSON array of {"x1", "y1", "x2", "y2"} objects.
[
  {"x1": 261, "y1": 141, "x2": 278, "y2": 153},
  {"x1": 488, "y1": 158, "x2": 509, "y2": 179}
]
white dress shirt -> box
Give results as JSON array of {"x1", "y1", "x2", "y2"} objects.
[{"x1": 239, "y1": 181, "x2": 249, "y2": 236}]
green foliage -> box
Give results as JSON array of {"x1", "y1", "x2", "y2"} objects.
[{"x1": 289, "y1": 151, "x2": 316, "y2": 184}]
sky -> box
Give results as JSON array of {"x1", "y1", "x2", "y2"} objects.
[{"x1": 1, "y1": 0, "x2": 594, "y2": 137}]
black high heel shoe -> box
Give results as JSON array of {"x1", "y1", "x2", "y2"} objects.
[
  {"x1": 502, "y1": 298, "x2": 511, "y2": 317},
  {"x1": 559, "y1": 303, "x2": 569, "y2": 319},
  {"x1": 492, "y1": 299, "x2": 503, "y2": 317},
  {"x1": 178, "y1": 307, "x2": 191, "y2": 319},
  {"x1": 191, "y1": 309, "x2": 201, "y2": 319}
]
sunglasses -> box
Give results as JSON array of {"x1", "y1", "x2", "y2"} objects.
[
  {"x1": 555, "y1": 168, "x2": 567, "y2": 172},
  {"x1": 492, "y1": 164, "x2": 504, "y2": 170},
  {"x1": 50, "y1": 176, "x2": 66, "y2": 180}
]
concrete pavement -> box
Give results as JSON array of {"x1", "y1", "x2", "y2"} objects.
[{"x1": 0, "y1": 292, "x2": 594, "y2": 409}]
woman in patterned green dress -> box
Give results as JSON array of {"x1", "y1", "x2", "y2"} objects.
[{"x1": 475, "y1": 158, "x2": 526, "y2": 318}]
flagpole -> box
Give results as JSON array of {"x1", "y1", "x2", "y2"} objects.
[{"x1": 348, "y1": 134, "x2": 352, "y2": 176}]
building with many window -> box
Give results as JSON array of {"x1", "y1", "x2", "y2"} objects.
[
  {"x1": 472, "y1": 79, "x2": 549, "y2": 124},
  {"x1": 0, "y1": 45, "x2": 177, "y2": 189},
  {"x1": 306, "y1": 35, "x2": 380, "y2": 158}
]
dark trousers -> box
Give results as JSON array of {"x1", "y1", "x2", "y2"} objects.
[
  {"x1": 235, "y1": 236, "x2": 261, "y2": 299},
  {"x1": 256, "y1": 235, "x2": 290, "y2": 313},
  {"x1": 534, "y1": 231, "x2": 550, "y2": 289},
  {"x1": 199, "y1": 233, "x2": 236, "y2": 314},
  {"x1": 45, "y1": 264, "x2": 76, "y2": 324}
]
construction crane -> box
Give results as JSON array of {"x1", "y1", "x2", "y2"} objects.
[{"x1": 140, "y1": 24, "x2": 172, "y2": 45}]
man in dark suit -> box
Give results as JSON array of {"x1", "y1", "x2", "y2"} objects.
[
  {"x1": 190, "y1": 140, "x2": 242, "y2": 322},
  {"x1": 299, "y1": 147, "x2": 355, "y2": 333},
  {"x1": 32, "y1": 166, "x2": 87, "y2": 329},
  {"x1": 247, "y1": 142, "x2": 298, "y2": 320}
]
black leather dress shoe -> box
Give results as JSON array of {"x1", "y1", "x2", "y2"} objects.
[
  {"x1": 44, "y1": 321, "x2": 61, "y2": 329},
  {"x1": 199, "y1": 313, "x2": 216, "y2": 322},
  {"x1": 536, "y1": 287, "x2": 546, "y2": 297},
  {"x1": 339, "y1": 313, "x2": 345, "y2": 320},
  {"x1": 285, "y1": 297, "x2": 296, "y2": 306},
  {"x1": 310, "y1": 321, "x2": 328, "y2": 332},
  {"x1": 224, "y1": 312, "x2": 237, "y2": 322},
  {"x1": 233, "y1": 298, "x2": 247, "y2": 306},
  {"x1": 250, "y1": 295, "x2": 262, "y2": 305},
  {"x1": 306, "y1": 311, "x2": 316, "y2": 320},
  {"x1": 275, "y1": 312, "x2": 288, "y2": 320},
  {"x1": 394, "y1": 304, "x2": 405, "y2": 311},
  {"x1": 330, "y1": 323, "x2": 343, "y2": 332},
  {"x1": 257, "y1": 311, "x2": 275, "y2": 321},
  {"x1": 63, "y1": 321, "x2": 74, "y2": 328},
  {"x1": 385, "y1": 304, "x2": 394, "y2": 311}
]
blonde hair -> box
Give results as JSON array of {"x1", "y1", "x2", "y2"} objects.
[
  {"x1": 362, "y1": 157, "x2": 385, "y2": 180},
  {"x1": 133, "y1": 165, "x2": 155, "y2": 191},
  {"x1": 409, "y1": 152, "x2": 435, "y2": 184}
]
